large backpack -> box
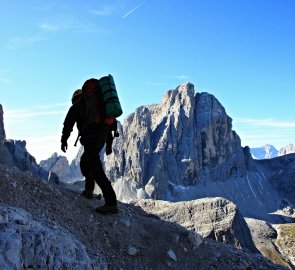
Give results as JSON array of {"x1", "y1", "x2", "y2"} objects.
[{"x1": 81, "y1": 74, "x2": 123, "y2": 126}]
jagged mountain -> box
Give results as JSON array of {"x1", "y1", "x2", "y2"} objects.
[
  {"x1": 106, "y1": 83, "x2": 248, "y2": 199},
  {"x1": 251, "y1": 144, "x2": 279, "y2": 159},
  {"x1": 40, "y1": 152, "x2": 83, "y2": 182},
  {"x1": 279, "y1": 144, "x2": 295, "y2": 156},
  {"x1": 250, "y1": 144, "x2": 295, "y2": 160},
  {"x1": 0, "y1": 104, "x2": 47, "y2": 179},
  {"x1": 98, "y1": 84, "x2": 294, "y2": 224}
]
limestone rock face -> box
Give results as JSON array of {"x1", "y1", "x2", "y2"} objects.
[
  {"x1": 279, "y1": 144, "x2": 295, "y2": 156},
  {"x1": 1, "y1": 139, "x2": 47, "y2": 179},
  {"x1": 40, "y1": 152, "x2": 73, "y2": 182},
  {"x1": 257, "y1": 154, "x2": 295, "y2": 206},
  {"x1": 40, "y1": 150, "x2": 84, "y2": 183},
  {"x1": 0, "y1": 104, "x2": 47, "y2": 179},
  {"x1": 136, "y1": 197, "x2": 257, "y2": 253},
  {"x1": 251, "y1": 144, "x2": 279, "y2": 159},
  {"x1": 0, "y1": 104, "x2": 5, "y2": 144},
  {"x1": 0, "y1": 204, "x2": 92, "y2": 270},
  {"x1": 104, "y1": 83, "x2": 248, "y2": 200}
]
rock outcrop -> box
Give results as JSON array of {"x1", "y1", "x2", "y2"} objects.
[
  {"x1": 136, "y1": 197, "x2": 258, "y2": 253},
  {"x1": 40, "y1": 152, "x2": 74, "y2": 182},
  {"x1": 0, "y1": 104, "x2": 47, "y2": 180},
  {"x1": 0, "y1": 104, "x2": 5, "y2": 144},
  {"x1": 279, "y1": 144, "x2": 295, "y2": 156},
  {"x1": 0, "y1": 204, "x2": 93, "y2": 270},
  {"x1": 104, "y1": 83, "x2": 248, "y2": 200},
  {"x1": 0, "y1": 164, "x2": 286, "y2": 270},
  {"x1": 40, "y1": 149, "x2": 84, "y2": 183}
]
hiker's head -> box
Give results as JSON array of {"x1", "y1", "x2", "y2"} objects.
[{"x1": 71, "y1": 89, "x2": 82, "y2": 104}]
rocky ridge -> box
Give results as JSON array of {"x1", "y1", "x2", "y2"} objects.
[
  {"x1": 135, "y1": 199, "x2": 294, "y2": 269},
  {"x1": 251, "y1": 144, "x2": 279, "y2": 159},
  {"x1": 250, "y1": 144, "x2": 295, "y2": 160},
  {"x1": 39, "y1": 152, "x2": 82, "y2": 183},
  {"x1": 0, "y1": 164, "x2": 286, "y2": 270},
  {"x1": 279, "y1": 144, "x2": 295, "y2": 157},
  {"x1": 0, "y1": 104, "x2": 47, "y2": 179}
]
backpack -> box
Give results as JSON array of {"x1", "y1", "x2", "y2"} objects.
[
  {"x1": 74, "y1": 75, "x2": 122, "y2": 146},
  {"x1": 81, "y1": 74, "x2": 123, "y2": 126},
  {"x1": 99, "y1": 74, "x2": 123, "y2": 118}
]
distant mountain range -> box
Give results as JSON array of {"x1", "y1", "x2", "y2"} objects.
[{"x1": 250, "y1": 144, "x2": 295, "y2": 159}]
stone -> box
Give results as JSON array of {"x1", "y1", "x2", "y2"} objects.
[
  {"x1": 0, "y1": 204, "x2": 93, "y2": 270},
  {"x1": 167, "y1": 249, "x2": 177, "y2": 262},
  {"x1": 127, "y1": 246, "x2": 139, "y2": 256}
]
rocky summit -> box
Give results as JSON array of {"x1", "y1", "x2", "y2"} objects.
[
  {"x1": 0, "y1": 104, "x2": 47, "y2": 179},
  {"x1": 105, "y1": 83, "x2": 248, "y2": 201}
]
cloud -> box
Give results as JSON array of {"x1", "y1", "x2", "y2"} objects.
[
  {"x1": 0, "y1": 77, "x2": 11, "y2": 83},
  {"x1": 6, "y1": 109, "x2": 65, "y2": 119},
  {"x1": 39, "y1": 16, "x2": 77, "y2": 32},
  {"x1": 122, "y1": 0, "x2": 147, "y2": 19},
  {"x1": 33, "y1": 103, "x2": 70, "y2": 110},
  {"x1": 235, "y1": 118, "x2": 295, "y2": 128},
  {"x1": 176, "y1": 75, "x2": 189, "y2": 81},
  {"x1": 90, "y1": 5, "x2": 117, "y2": 16},
  {"x1": 6, "y1": 36, "x2": 46, "y2": 50},
  {"x1": 39, "y1": 15, "x2": 109, "y2": 34}
]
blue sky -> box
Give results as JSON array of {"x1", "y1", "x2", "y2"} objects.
[{"x1": 0, "y1": 0, "x2": 294, "y2": 162}]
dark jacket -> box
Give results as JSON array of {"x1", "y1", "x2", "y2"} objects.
[{"x1": 61, "y1": 101, "x2": 115, "y2": 146}]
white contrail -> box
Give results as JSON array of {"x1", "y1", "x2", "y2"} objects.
[{"x1": 121, "y1": 0, "x2": 147, "y2": 19}]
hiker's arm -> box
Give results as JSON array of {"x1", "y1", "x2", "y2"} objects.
[{"x1": 61, "y1": 106, "x2": 76, "y2": 151}]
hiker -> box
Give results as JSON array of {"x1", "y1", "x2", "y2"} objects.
[{"x1": 61, "y1": 88, "x2": 119, "y2": 214}]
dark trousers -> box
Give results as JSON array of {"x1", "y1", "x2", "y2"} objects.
[{"x1": 80, "y1": 137, "x2": 117, "y2": 206}]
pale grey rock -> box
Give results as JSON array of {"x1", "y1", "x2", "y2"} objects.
[
  {"x1": 136, "y1": 198, "x2": 257, "y2": 252},
  {"x1": 279, "y1": 144, "x2": 295, "y2": 156},
  {"x1": 0, "y1": 204, "x2": 92, "y2": 270},
  {"x1": 104, "y1": 83, "x2": 248, "y2": 201},
  {"x1": 48, "y1": 171, "x2": 59, "y2": 184},
  {"x1": 251, "y1": 144, "x2": 278, "y2": 159},
  {"x1": 167, "y1": 249, "x2": 177, "y2": 261},
  {"x1": 257, "y1": 154, "x2": 295, "y2": 207},
  {"x1": 40, "y1": 151, "x2": 84, "y2": 183},
  {"x1": 69, "y1": 146, "x2": 84, "y2": 180},
  {"x1": 0, "y1": 104, "x2": 5, "y2": 144},
  {"x1": 40, "y1": 153, "x2": 71, "y2": 182},
  {"x1": 275, "y1": 223, "x2": 295, "y2": 268},
  {"x1": 1, "y1": 139, "x2": 47, "y2": 179},
  {"x1": 39, "y1": 152, "x2": 60, "y2": 171},
  {"x1": 127, "y1": 246, "x2": 139, "y2": 256},
  {"x1": 0, "y1": 164, "x2": 288, "y2": 270},
  {"x1": 245, "y1": 218, "x2": 294, "y2": 269},
  {"x1": 0, "y1": 104, "x2": 47, "y2": 179}
]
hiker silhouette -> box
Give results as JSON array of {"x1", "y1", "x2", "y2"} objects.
[{"x1": 61, "y1": 82, "x2": 119, "y2": 215}]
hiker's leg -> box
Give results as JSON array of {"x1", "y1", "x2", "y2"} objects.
[
  {"x1": 80, "y1": 151, "x2": 95, "y2": 191},
  {"x1": 84, "y1": 139, "x2": 117, "y2": 206}
]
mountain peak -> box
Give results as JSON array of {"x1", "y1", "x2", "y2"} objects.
[{"x1": 0, "y1": 104, "x2": 6, "y2": 143}]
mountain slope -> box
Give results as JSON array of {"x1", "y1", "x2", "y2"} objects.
[{"x1": 0, "y1": 164, "x2": 286, "y2": 270}]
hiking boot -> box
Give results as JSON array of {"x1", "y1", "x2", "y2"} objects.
[
  {"x1": 81, "y1": 190, "x2": 94, "y2": 199},
  {"x1": 95, "y1": 204, "x2": 118, "y2": 215}
]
